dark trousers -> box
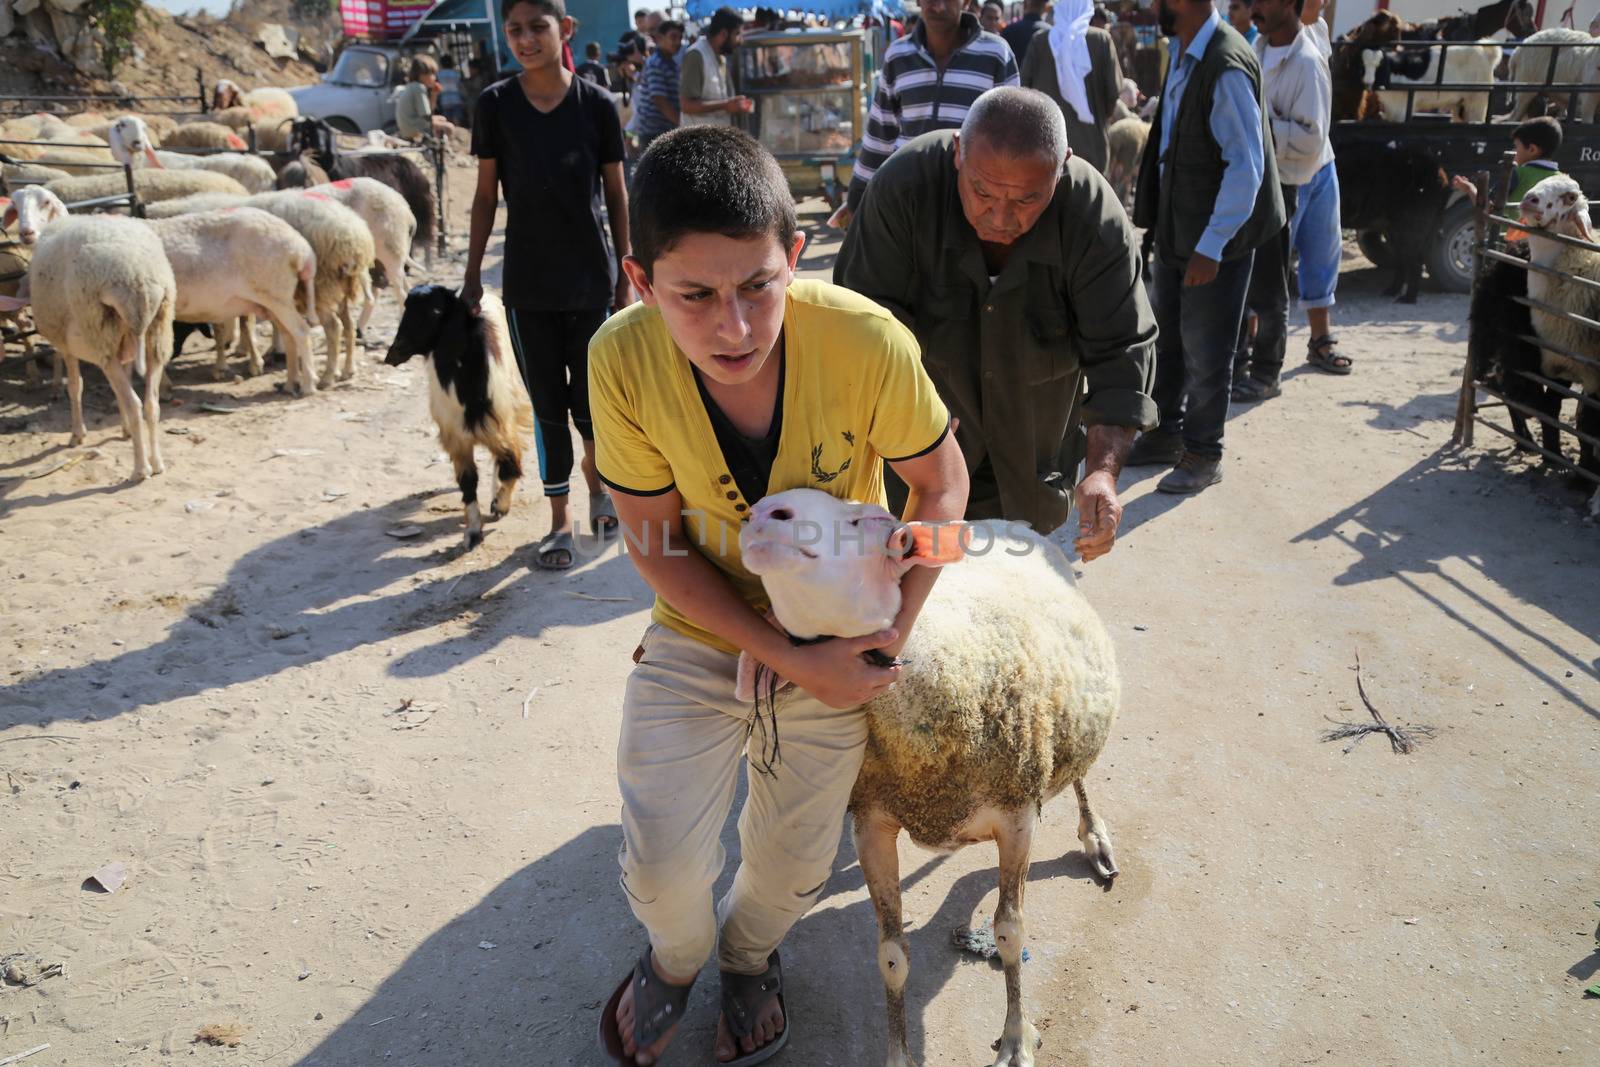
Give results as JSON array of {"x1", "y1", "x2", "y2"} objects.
[
  {"x1": 1234, "y1": 184, "x2": 1298, "y2": 381},
  {"x1": 1151, "y1": 251, "x2": 1255, "y2": 460},
  {"x1": 504, "y1": 306, "x2": 607, "y2": 496}
]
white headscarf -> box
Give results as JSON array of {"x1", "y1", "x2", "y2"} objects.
[{"x1": 1048, "y1": 0, "x2": 1096, "y2": 125}]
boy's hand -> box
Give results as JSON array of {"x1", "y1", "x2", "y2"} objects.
[
  {"x1": 460, "y1": 275, "x2": 483, "y2": 314},
  {"x1": 777, "y1": 630, "x2": 901, "y2": 709},
  {"x1": 1451, "y1": 175, "x2": 1479, "y2": 204}
]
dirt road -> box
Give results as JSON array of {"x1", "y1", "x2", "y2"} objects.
[{"x1": 1, "y1": 201, "x2": 1596, "y2": 1066}]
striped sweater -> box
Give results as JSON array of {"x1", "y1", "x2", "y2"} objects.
[{"x1": 847, "y1": 13, "x2": 1019, "y2": 210}]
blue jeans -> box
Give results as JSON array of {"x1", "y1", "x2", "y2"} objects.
[
  {"x1": 1290, "y1": 160, "x2": 1341, "y2": 310},
  {"x1": 1151, "y1": 251, "x2": 1255, "y2": 460}
]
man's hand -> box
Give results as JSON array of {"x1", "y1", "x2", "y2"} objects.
[
  {"x1": 1183, "y1": 253, "x2": 1220, "y2": 287},
  {"x1": 826, "y1": 203, "x2": 854, "y2": 230},
  {"x1": 726, "y1": 95, "x2": 754, "y2": 114},
  {"x1": 777, "y1": 630, "x2": 902, "y2": 709},
  {"x1": 1073, "y1": 470, "x2": 1123, "y2": 562},
  {"x1": 460, "y1": 274, "x2": 483, "y2": 314},
  {"x1": 613, "y1": 275, "x2": 634, "y2": 312}
]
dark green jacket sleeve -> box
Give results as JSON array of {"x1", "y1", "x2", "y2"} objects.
[
  {"x1": 833, "y1": 167, "x2": 918, "y2": 331},
  {"x1": 1062, "y1": 163, "x2": 1158, "y2": 430}
]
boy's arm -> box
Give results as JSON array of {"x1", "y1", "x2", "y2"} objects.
[
  {"x1": 881, "y1": 430, "x2": 969, "y2": 659},
  {"x1": 611, "y1": 487, "x2": 905, "y2": 709},
  {"x1": 462, "y1": 157, "x2": 498, "y2": 311},
  {"x1": 601, "y1": 161, "x2": 631, "y2": 309}
]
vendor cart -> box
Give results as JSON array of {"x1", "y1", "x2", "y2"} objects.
[{"x1": 734, "y1": 28, "x2": 875, "y2": 209}]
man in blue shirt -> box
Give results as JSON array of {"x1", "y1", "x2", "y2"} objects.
[{"x1": 1128, "y1": 0, "x2": 1283, "y2": 493}]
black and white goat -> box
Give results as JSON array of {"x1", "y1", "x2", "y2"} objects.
[
  {"x1": 1336, "y1": 140, "x2": 1452, "y2": 303},
  {"x1": 385, "y1": 285, "x2": 536, "y2": 550}
]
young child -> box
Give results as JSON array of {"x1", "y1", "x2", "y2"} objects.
[
  {"x1": 464, "y1": 0, "x2": 631, "y2": 569},
  {"x1": 1451, "y1": 115, "x2": 1566, "y2": 214},
  {"x1": 591, "y1": 126, "x2": 968, "y2": 1066},
  {"x1": 630, "y1": 19, "x2": 684, "y2": 151}
]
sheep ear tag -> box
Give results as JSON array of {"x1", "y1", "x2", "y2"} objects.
[{"x1": 902, "y1": 522, "x2": 967, "y2": 567}]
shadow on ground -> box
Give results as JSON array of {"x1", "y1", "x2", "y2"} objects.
[
  {"x1": 0, "y1": 491, "x2": 636, "y2": 732},
  {"x1": 290, "y1": 769, "x2": 1110, "y2": 1067}
]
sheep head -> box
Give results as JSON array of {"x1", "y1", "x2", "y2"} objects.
[
  {"x1": 1520, "y1": 174, "x2": 1595, "y2": 244},
  {"x1": 1359, "y1": 48, "x2": 1383, "y2": 87},
  {"x1": 106, "y1": 116, "x2": 163, "y2": 170},
  {"x1": 8, "y1": 187, "x2": 67, "y2": 246},
  {"x1": 740, "y1": 488, "x2": 966, "y2": 643},
  {"x1": 213, "y1": 79, "x2": 242, "y2": 111}
]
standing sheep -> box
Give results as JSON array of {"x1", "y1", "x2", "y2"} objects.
[
  {"x1": 1498, "y1": 28, "x2": 1598, "y2": 123},
  {"x1": 738, "y1": 488, "x2": 1120, "y2": 1067},
  {"x1": 384, "y1": 285, "x2": 536, "y2": 550},
  {"x1": 0, "y1": 197, "x2": 176, "y2": 481},
  {"x1": 105, "y1": 117, "x2": 276, "y2": 193},
  {"x1": 1518, "y1": 174, "x2": 1600, "y2": 513},
  {"x1": 288, "y1": 118, "x2": 436, "y2": 261},
  {"x1": 43, "y1": 168, "x2": 249, "y2": 206},
  {"x1": 161, "y1": 122, "x2": 249, "y2": 151},
  {"x1": 0, "y1": 196, "x2": 50, "y2": 388},
  {"x1": 299, "y1": 177, "x2": 418, "y2": 334},
  {"x1": 146, "y1": 188, "x2": 375, "y2": 390},
  {"x1": 1359, "y1": 38, "x2": 1503, "y2": 123},
  {"x1": 212, "y1": 80, "x2": 299, "y2": 124}
]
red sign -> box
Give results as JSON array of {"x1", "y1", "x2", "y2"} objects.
[{"x1": 340, "y1": 0, "x2": 435, "y2": 41}]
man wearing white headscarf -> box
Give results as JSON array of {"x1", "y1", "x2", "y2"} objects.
[{"x1": 1019, "y1": 0, "x2": 1126, "y2": 174}]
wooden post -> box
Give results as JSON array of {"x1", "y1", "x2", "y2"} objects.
[
  {"x1": 125, "y1": 162, "x2": 144, "y2": 219},
  {"x1": 433, "y1": 133, "x2": 447, "y2": 258},
  {"x1": 248, "y1": 124, "x2": 257, "y2": 154},
  {"x1": 1456, "y1": 168, "x2": 1496, "y2": 446},
  {"x1": 197, "y1": 68, "x2": 208, "y2": 114}
]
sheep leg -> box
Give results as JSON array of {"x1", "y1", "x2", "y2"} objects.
[
  {"x1": 451, "y1": 444, "x2": 484, "y2": 551},
  {"x1": 339, "y1": 298, "x2": 356, "y2": 381},
  {"x1": 318, "y1": 307, "x2": 341, "y2": 390},
  {"x1": 142, "y1": 353, "x2": 166, "y2": 477},
  {"x1": 852, "y1": 810, "x2": 916, "y2": 1067},
  {"x1": 1073, "y1": 779, "x2": 1118, "y2": 881},
  {"x1": 989, "y1": 808, "x2": 1040, "y2": 1067},
  {"x1": 261, "y1": 303, "x2": 315, "y2": 397},
  {"x1": 212, "y1": 319, "x2": 236, "y2": 380},
  {"x1": 100, "y1": 353, "x2": 150, "y2": 481},
  {"x1": 489, "y1": 451, "x2": 521, "y2": 520},
  {"x1": 65, "y1": 355, "x2": 86, "y2": 445}
]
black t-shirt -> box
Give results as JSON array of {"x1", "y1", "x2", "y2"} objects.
[
  {"x1": 576, "y1": 61, "x2": 610, "y2": 88},
  {"x1": 471, "y1": 74, "x2": 624, "y2": 311},
  {"x1": 694, "y1": 354, "x2": 785, "y2": 508}
]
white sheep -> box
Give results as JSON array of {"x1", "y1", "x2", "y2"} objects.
[
  {"x1": 212, "y1": 80, "x2": 299, "y2": 123},
  {"x1": 160, "y1": 122, "x2": 249, "y2": 151},
  {"x1": 1499, "y1": 28, "x2": 1598, "y2": 123},
  {"x1": 105, "y1": 116, "x2": 276, "y2": 194},
  {"x1": 43, "y1": 168, "x2": 249, "y2": 206},
  {"x1": 383, "y1": 285, "x2": 536, "y2": 550},
  {"x1": 738, "y1": 488, "x2": 1120, "y2": 1067},
  {"x1": 1518, "y1": 174, "x2": 1600, "y2": 515},
  {"x1": 146, "y1": 188, "x2": 375, "y2": 390},
  {"x1": 0, "y1": 195, "x2": 176, "y2": 480},
  {"x1": 300, "y1": 177, "x2": 418, "y2": 334},
  {"x1": 0, "y1": 195, "x2": 51, "y2": 388},
  {"x1": 1361, "y1": 39, "x2": 1502, "y2": 122}
]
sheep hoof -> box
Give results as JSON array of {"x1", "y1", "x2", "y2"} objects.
[
  {"x1": 69, "y1": 432, "x2": 86, "y2": 446},
  {"x1": 463, "y1": 528, "x2": 484, "y2": 551},
  {"x1": 989, "y1": 1019, "x2": 1040, "y2": 1067}
]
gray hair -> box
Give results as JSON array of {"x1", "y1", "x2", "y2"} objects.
[{"x1": 958, "y1": 87, "x2": 1070, "y2": 170}]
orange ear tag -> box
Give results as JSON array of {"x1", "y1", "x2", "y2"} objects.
[{"x1": 905, "y1": 522, "x2": 967, "y2": 564}]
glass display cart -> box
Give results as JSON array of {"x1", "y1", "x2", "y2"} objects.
[{"x1": 734, "y1": 29, "x2": 873, "y2": 208}]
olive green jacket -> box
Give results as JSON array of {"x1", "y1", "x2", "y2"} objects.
[
  {"x1": 835, "y1": 131, "x2": 1157, "y2": 535},
  {"x1": 1019, "y1": 25, "x2": 1123, "y2": 176}
]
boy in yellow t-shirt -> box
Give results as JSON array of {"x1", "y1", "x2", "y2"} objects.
[{"x1": 591, "y1": 126, "x2": 968, "y2": 1067}]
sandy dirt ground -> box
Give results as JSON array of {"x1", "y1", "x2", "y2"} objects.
[{"x1": 1, "y1": 184, "x2": 1597, "y2": 1067}]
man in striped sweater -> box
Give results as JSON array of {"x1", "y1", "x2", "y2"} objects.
[{"x1": 828, "y1": 0, "x2": 1018, "y2": 229}]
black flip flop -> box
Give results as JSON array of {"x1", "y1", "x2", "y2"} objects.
[
  {"x1": 598, "y1": 948, "x2": 695, "y2": 1065},
  {"x1": 717, "y1": 951, "x2": 790, "y2": 1066}
]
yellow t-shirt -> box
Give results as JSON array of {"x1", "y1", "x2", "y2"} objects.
[{"x1": 590, "y1": 279, "x2": 951, "y2": 653}]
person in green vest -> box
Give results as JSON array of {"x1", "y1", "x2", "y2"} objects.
[
  {"x1": 1450, "y1": 116, "x2": 1567, "y2": 215},
  {"x1": 1127, "y1": 0, "x2": 1284, "y2": 494}
]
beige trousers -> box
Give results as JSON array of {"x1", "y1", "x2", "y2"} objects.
[{"x1": 617, "y1": 623, "x2": 868, "y2": 977}]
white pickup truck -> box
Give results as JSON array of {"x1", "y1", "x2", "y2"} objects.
[{"x1": 287, "y1": 44, "x2": 413, "y2": 134}]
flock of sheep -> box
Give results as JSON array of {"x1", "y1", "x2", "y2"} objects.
[{"x1": 0, "y1": 83, "x2": 436, "y2": 482}]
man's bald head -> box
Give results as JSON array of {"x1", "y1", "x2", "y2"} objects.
[{"x1": 958, "y1": 87, "x2": 1070, "y2": 173}]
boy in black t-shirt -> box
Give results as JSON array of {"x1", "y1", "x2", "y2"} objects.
[{"x1": 464, "y1": 0, "x2": 631, "y2": 569}]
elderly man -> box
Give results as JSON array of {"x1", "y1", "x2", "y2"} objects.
[
  {"x1": 836, "y1": 87, "x2": 1157, "y2": 559},
  {"x1": 1129, "y1": 0, "x2": 1283, "y2": 493}
]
